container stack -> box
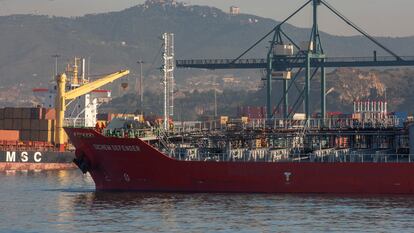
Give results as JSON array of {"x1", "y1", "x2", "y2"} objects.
[{"x1": 0, "y1": 107, "x2": 55, "y2": 143}]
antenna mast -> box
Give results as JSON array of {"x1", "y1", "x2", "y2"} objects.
[{"x1": 163, "y1": 32, "x2": 175, "y2": 131}]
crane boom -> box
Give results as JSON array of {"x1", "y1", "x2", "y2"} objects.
[
  {"x1": 55, "y1": 70, "x2": 130, "y2": 150},
  {"x1": 65, "y1": 70, "x2": 130, "y2": 100}
]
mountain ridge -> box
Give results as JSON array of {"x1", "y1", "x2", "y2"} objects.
[
  {"x1": 0, "y1": 1, "x2": 414, "y2": 116},
  {"x1": 0, "y1": 1, "x2": 413, "y2": 88}
]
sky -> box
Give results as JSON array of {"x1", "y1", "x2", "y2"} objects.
[{"x1": 0, "y1": 0, "x2": 412, "y2": 37}]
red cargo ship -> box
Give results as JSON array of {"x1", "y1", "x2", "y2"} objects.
[{"x1": 66, "y1": 127, "x2": 414, "y2": 194}]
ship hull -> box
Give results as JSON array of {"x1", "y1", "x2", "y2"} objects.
[
  {"x1": 0, "y1": 150, "x2": 75, "y2": 172},
  {"x1": 66, "y1": 128, "x2": 414, "y2": 194}
]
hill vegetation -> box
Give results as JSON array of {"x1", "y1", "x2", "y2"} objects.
[{"x1": 0, "y1": 0, "x2": 414, "y2": 118}]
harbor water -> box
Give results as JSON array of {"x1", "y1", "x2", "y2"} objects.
[{"x1": 1, "y1": 170, "x2": 414, "y2": 233}]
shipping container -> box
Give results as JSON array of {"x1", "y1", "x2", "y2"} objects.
[
  {"x1": 4, "y1": 119, "x2": 13, "y2": 130},
  {"x1": 22, "y1": 119, "x2": 31, "y2": 130},
  {"x1": 39, "y1": 120, "x2": 54, "y2": 131},
  {"x1": 4, "y1": 107, "x2": 14, "y2": 119},
  {"x1": 21, "y1": 108, "x2": 32, "y2": 119},
  {"x1": 38, "y1": 130, "x2": 47, "y2": 142},
  {"x1": 30, "y1": 119, "x2": 40, "y2": 130},
  {"x1": 0, "y1": 130, "x2": 19, "y2": 141},
  {"x1": 30, "y1": 130, "x2": 40, "y2": 141},
  {"x1": 38, "y1": 130, "x2": 53, "y2": 142},
  {"x1": 12, "y1": 119, "x2": 22, "y2": 130},
  {"x1": 20, "y1": 130, "x2": 31, "y2": 141},
  {"x1": 30, "y1": 108, "x2": 42, "y2": 119},
  {"x1": 12, "y1": 108, "x2": 22, "y2": 119}
]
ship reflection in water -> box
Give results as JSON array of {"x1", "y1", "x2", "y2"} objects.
[{"x1": 1, "y1": 170, "x2": 414, "y2": 232}]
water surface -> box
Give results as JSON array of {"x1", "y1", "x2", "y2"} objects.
[{"x1": 1, "y1": 170, "x2": 414, "y2": 232}]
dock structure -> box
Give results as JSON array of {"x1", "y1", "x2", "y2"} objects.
[{"x1": 176, "y1": 0, "x2": 414, "y2": 122}]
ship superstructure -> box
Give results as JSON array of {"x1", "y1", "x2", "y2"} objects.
[
  {"x1": 0, "y1": 58, "x2": 129, "y2": 171},
  {"x1": 35, "y1": 57, "x2": 111, "y2": 128}
]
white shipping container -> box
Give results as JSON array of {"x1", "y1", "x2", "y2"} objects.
[{"x1": 293, "y1": 113, "x2": 306, "y2": 120}]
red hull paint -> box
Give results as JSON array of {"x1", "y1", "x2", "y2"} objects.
[{"x1": 65, "y1": 128, "x2": 414, "y2": 194}]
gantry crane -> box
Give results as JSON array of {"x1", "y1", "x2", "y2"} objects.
[
  {"x1": 55, "y1": 70, "x2": 130, "y2": 150},
  {"x1": 176, "y1": 0, "x2": 414, "y2": 121}
]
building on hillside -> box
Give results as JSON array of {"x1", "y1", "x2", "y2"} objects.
[
  {"x1": 230, "y1": 6, "x2": 240, "y2": 15},
  {"x1": 145, "y1": 0, "x2": 178, "y2": 6}
]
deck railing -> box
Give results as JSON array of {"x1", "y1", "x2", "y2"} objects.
[
  {"x1": 171, "y1": 151, "x2": 414, "y2": 163},
  {"x1": 173, "y1": 117, "x2": 403, "y2": 133}
]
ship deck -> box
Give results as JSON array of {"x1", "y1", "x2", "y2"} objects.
[{"x1": 94, "y1": 116, "x2": 412, "y2": 165}]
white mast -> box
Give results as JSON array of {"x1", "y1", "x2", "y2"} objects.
[
  {"x1": 163, "y1": 32, "x2": 175, "y2": 131},
  {"x1": 82, "y1": 58, "x2": 86, "y2": 83}
]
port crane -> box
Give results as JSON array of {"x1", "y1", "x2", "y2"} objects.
[
  {"x1": 55, "y1": 70, "x2": 130, "y2": 150},
  {"x1": 176, "y1": 0, "x2": 414, "y2": 121}
]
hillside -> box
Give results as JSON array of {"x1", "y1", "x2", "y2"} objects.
[
  {"x1": 0, "y1": 1, "x2": 413, "y2": 86},
  {"x1": 0, "y1": 0, "x2": 414, "y2": 116}
]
